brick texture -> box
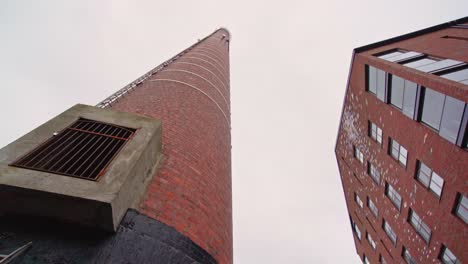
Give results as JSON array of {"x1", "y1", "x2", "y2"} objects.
[
  {"x1": 336, "y1": 26, "x2": 468, "y2": 263},
  {"x1": 110, "y1": 29, "x2": 232, "y2": 264}
]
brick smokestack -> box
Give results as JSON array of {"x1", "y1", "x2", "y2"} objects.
[{"x1": 108, "y1": 28, "x2": 232, "y2": 263}]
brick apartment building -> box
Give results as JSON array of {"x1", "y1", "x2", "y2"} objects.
[
  {"x1": 335, "y1": 18, "x2": 468, "y2": 263},
  {"x1": 0, "y1": 29, "x2": 232, "y2": 263}
]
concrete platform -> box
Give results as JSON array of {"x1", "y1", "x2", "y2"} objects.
[{"x1": 0, "y1": 104, "x2": 162, "y2": 231}]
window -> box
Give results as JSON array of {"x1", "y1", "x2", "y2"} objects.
[
  {"x1": 377, "y1": 50, "x2": 404, "y2": 60},
  {"x1": 439, "y1": 65, "x2": 468, "y2": 84},
  {"x1": 379, "y1": 255, "x2": 387, "y2": 264},
  {"x1": 402, "y1": 247, "x2": 417, "y2": 264},
  {"x1": 453, "y1": 193, "x2": 468, "y2": 224},
  {"x1": 366, "y1": 65, "x2": 387, "y2": 102},
  {"x1": 439, "y1": 96, "x2": 466, "y2": 144},
  {"x1": 385, "y1": 182, "x2": 402, "y2": 211},
  {"x1": 355, "y1": 193, "x2": 364, "y2": 208},
  {"x1": 408, "y1": 209, "x2": 432, "y2": 243},
  {"x1": 10, "y1": 118, "x2": 136, "y2": 181},
  {"x1": 402, "y1": 57, "x2": 438, "y2": 69},
  {"x1": 352, "y1": 220, "x2": 362, "y2": 240},
  {"x1": 416, "y1": 161, "x2": 444, "y2": 198},
  {"x1": 388, "y1": 74, "x2": 418, "y2": 119},
  {"x1": 439, "y1": 245, "x2": 461, "y2": 264},
  {"x1": 421, "y1": 87, "x2": 445, "y2": 130},
  {"x1": 367, "y1": 162, "x2": 381, "y2": 185},
  {"x1": 377, "y1": 50, "x2": 422, "y2": 63},
  {"x1": 389, "y1": 74, "x2": 404, "y2": 109},
  {"x1": 367, "y1": 197, "x2": 379, "y2": 218},
  {"x1": 402, "y1": 80, "x2": 418, "y2": 119},
  {"x1": 389, "y1": 138, "x2": 408, "y2": 167},
  {"x1": 417, "y1": 59, "x2": 463, "y2": 73},
  {"x1": 366, "y1": 232, "x2": 376, "y2": 250},
  {"x1": 363, "y1": 255, "x2": 370, "y2": 264},
  {"x1": 376, "y1": 70, "x2": 387, "y2": 102},
  {"x1": 367, "y1": 65, "x2": 377, "y2": 94},
  {"x1": 354, "y1": 146, "x2": 364, "y2": 164},
  {"x1": 368, "y1": 121, "x2": 382, "y2": 144},
  {"x1": 382, "y1": 219, "x2": 397, "y2": 245},
  {"x1": 421, "y1": 88, "x2": 466, "y2": 144}
]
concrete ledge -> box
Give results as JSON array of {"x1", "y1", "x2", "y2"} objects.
[{"x1": 0, "y1": 104, "x2": 162, "y2": 231}]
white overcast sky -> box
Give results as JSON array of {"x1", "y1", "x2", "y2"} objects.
[{"x1": 0, "y1": 1, "x2": 467, "y2": 263}]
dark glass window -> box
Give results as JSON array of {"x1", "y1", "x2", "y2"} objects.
[
  {"x1": 402, "y1": 81, "x2": 418, "y2": 119},
  {"x1": 421, "y1": 88, "x2": 445, "y2": 130},
  {"x1": 439, "y1": 96, "x2": 465, "y2": 144},
  {"x1": 390, "y1": 75, "x2": 405, "y2": 109}
]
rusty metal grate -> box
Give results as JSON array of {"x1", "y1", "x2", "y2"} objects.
[{"x1": 10, "y1": 118, "x2": 136, "y2": 181}]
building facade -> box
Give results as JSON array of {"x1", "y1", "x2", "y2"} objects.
[
  {"x1": 335, "y1": 18, "x2": 468, "y2": 263},
  {"x1": 0, "y1": 29, "x2": 232, "y2": 264}
]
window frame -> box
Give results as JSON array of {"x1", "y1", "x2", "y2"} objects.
[
  {"x1": 354, "y1": 146, "x2": 364, "y2": 164},
  {"x1": 420, "y1": 87, "x2": 467, "y2": 145},
  {"x1": 368, "y1": 120, "x2": 383, "y2": 145},
  {"x1": 436, "y1": 64, "x2": 468, "y2": 84},
  {"x1": 388, "y1": 138, "x2": 408, "y2": 167},
  {"x1": 353, "y1": 221, "x2": 362, "y2": 241},
  {"x1": 382, "y1": 219, "x2": 397, "y2": 246},
  {"x1": 401, "y1": 55, "x2": 439, "y2": 70},
  {"x1": 452, "y1": 193, "x2": 468, "y2": 224},
  {"x1": 439, "y1": 245, "x2": 461, "y2": 264},
  {"x1": 415, "y1": 161, "x2": 444, "y2": 198},
  {"x1": 366, "y1": 65, "x2": 388, "y2": 102},
  {"x1": 402, "y1": 247, "x2": 417, "y2": 264},
  {"x1": 355, "y1": 192, "x2": 364, "y2": 209},
  {"x1": 366, "y1": 231, "x2": 376, "y2": 250},
  {"x1": 367, "y1": 161, "x2": 381, "y2": 185},
  {"x1": 367, "y1": 196, "x2": 379, "y2": 218},
  {"x1": 363, "y1": 254, "x2": 370, "y2": 264},
  {"x1": 408, "y1": 209, "x2": 432, "y2": 244},
  {"x1": 385, "y1": 182, "x2": 402, "y2": 211},
  {"x1": 379, "y1": 254, "x2": 387, "y2": 264}
]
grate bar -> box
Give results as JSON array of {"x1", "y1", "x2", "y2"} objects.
[
  {"x1": 10, "y1": 118, "x2": 136, "y2": 180},
  {"x1": 68, "y1": 127, "x2": 130, "y2": 141}
]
